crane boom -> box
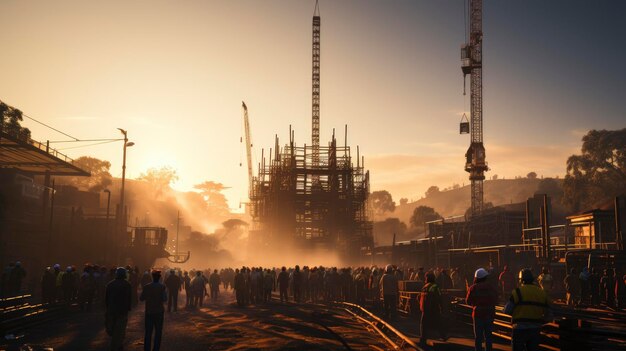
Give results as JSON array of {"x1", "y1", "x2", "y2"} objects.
[
  {"x1": 461, "y1": 0, "x2": 488, "y2": 217},
  {"x1": 242, "y1": 101, "x2": 253, "y2": 197}
]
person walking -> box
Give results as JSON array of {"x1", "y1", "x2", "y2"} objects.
[
  {"x1": 182, "y1": 271, "x2": 192, "y2": 307},
  {"x1": 140, "y1": 270, "x2": 167, "y2": 351},
  {"x1": 379, "y1": 265, "x2": 398, "y2": 320},
  {"x1": 504, "y1": 269, "x2": 552, "y2": 351},
  {"x1": 466, "y1": 268, "x2": 498, "y2": 351},
  {"x1": 105, "y1": 267, "x2": 132, "y2": 351},
  {"x1": 419, "y1": 272, "x2": 447, "y2": 347},
  {"x1": 164, "y1": 269, "x2": 182, "y2": 312},
  {"x1": 190, "y1": 271, "x2": 206, "y2": 307}
]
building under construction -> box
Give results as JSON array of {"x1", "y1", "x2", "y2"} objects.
[
  {"x1": 248, "y1": 130, "x2": 372, "y2": 263},
  {"x1": 243, "y1": 2, "x2": 372, "y2": 264}
]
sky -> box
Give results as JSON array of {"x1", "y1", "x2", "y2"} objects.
[{"x1": 1, "y1": 0, "x2": 624, "y2": 210}]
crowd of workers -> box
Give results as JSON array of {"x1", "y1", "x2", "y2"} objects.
[{"x1": 2, "y1": 260, "x2": 625, "y2": 351}]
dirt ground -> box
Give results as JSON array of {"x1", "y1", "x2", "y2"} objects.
[{"x1": 1, "y1": 289, "x2": 392, "y2": 351}]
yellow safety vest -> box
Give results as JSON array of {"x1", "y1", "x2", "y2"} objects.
[{"x1": 510, "y1": 284, "x2": 549, "y2": 324}]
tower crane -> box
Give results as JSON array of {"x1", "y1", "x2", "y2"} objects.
[
  {"x1": 241, "y1": 101, "x2": 253, "y2": 198},
  {"x1": 460, "y1": 0, "x2": 488, "y2": 217}
]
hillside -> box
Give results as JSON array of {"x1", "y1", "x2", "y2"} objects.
[{"x1": 392, "y1": 178, "x2": 564, "y2": 224}]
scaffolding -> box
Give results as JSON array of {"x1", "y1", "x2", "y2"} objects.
[{"x1": 248, "y1": 128, "x2": 373, "y2": 263}]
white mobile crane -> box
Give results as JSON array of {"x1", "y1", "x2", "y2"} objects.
[{"x1": 241, "y1": 101, "x2": 253, "y2": 199}]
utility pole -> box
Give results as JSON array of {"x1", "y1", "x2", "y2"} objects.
[
  {"x1": 117, "y1": 128, "x2": 134, "y2": 244},
  {"x1": 461, "y1": 0, "x2": 488, "y2": 217}
]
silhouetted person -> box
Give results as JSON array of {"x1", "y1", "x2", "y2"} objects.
[
  {"x1": 190, "y1": 271, "x2": 206, "y2": 307},
  {"x1": 601, "y1": 269, "x2": 616, "y2": 308},
  {"x1": 499, "y1": 265, "x2": 515, "y2": 303},
  {"x1": 182, "y1": 271, "x2": 192, "y2": 307},
  {"x1": 579, "y1": 267, "x2": 591, "y2": 305},
  {"x1": 209, "y1": 269, "x2": 221, "y2": 302},
  {"x1": 278, "y1": 267, "x2": 289, "y2": 302},
  {"x1": 140, "y1": 270, "x2": 166, "y2": 351},
  {"x1": 164, "y1": 270, "x2": 182, "y2": 312},
  {"x1": 105, "y1": 267, "x2": 132, "y2": 351},
  {"x1": 292, "y1": 265, "x2": 302, "y2": 302},
  {"x1": 564, "y1": 268, "x2": 580, "y2": 306},
  {"x1": 589, "y1": 268, "x2": 600, "y2": 306},
  {"x1": 380, "y1": 265, "x2": 398, "y2": 320},
  {"x1": 8, "y1": 261, "x2": 26, "y2": 295},
  {"x1": 420, "y1": 272, "x2": 447, "y2": 347},
  {"x1": 41, "y1": 267, "x2": 56, "y2": 304},
  {"x1": 467, "y1": 268, "x2": 497, "y2": 351}
]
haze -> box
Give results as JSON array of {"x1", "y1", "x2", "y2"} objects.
[{"x1": 1, "y1": 0, "x2": 624, "y2": 209}]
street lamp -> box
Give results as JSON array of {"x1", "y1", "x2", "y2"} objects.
[
  {"x1": 103, "y1": 189, "x2": 111, "y2": 264},
  {"x1": 117, "y1": 128, "x2": 134, "y2": 262}
]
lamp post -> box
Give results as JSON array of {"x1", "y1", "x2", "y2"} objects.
[
  {"x1": 103, "y1": 189, "x2": 111, "y2": 264},
  {"x1": 117, "y1": 128, "x2": 134, "y2": 263}
]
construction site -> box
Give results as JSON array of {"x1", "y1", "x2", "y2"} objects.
[{"x1": 242, "y1": 3, "x2": 373, "y2": 264}]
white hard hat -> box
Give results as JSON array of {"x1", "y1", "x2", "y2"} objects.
[{"x1": 475, "y1": 268, "x2": 489, "y2": 279}]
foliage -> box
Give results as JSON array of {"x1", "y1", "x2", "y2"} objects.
[
  {"x1": 535, "y1": 178, "x2": 563, "y2": 204},
  {"x1": 409, "y1": 205, "x2": 441, "y2": 228},
  {"x1": 370, "y1": 190, "x2": 396, "y2": 217},
  {"x1": 194, "y1": 181, "x2": 230, "y2": 214},
  {"x1": 425, "y1": 185, "x2": 440, "y2": 198},
  {"x1": 137, "y1": 166, "x2": 179, "y2": 199},
  {"x1": 563, "y1": 129, "x2": 626, "y2": 212},
  {"x1": 0, "y1": 101, "x2": 31, "y2": 141},
  {"x1": 399, "y1": 198, "x2": 409, "y2": 206},
  {"x1": 57, "y1": 156, "x2": 113, "y2": 192},
  {"x1": 527, "y1": 172, "x2": 537, "y2": 179},
  {"x1": 373, "y1": 218, "x2": 407, "y2": 244},
  {"x1": 222, "y1": 218, "x2": 248, "y2": 230}
]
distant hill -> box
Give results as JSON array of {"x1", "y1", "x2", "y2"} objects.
[{"x1": 392, "y1": 178, "x2": 564, "y2": 224}]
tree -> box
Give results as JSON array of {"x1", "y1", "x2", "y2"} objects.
[
  {"x1": 399, "y1": 198, "x2": 409, "y2": 206},
  {"x1": 536, "y1": 178, "x2": 564, "y2": 204},
  {"x1": 0, "y1": 101, "x2": 31, "y2": 141},
  {"x1": 373, "y1": 218, "x2": 407, "y2": 244},
  {"x1": 563, "y1": 129, "x2": 626, "y2": 212},
  {"x1": 527, "y1": 172, "x2": 538, "y2": 179},
  {"x1": 409, "y1": 206, "x2": 441, "y2": 228},
  {"x1": 137, "y1": 166, "x2": 178, "y2": 199},
  {"x1": 194, "y1": 181, "x2": 230, "y2": 214},
  {"x1": 425, "y1": 185, "x2": 440, "y2": 198},
  {"x1": 370, "y1": 190, "x2": 396, "y2": 217},
  {"x1": 492, "y1": 174, "x2": 498, "y2": 180},
  {"x1": 57, "y1": 156, "x2": 113, "y2": 192}
]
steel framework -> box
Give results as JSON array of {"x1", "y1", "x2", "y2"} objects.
[
  {"x1": 312, "y1": 1, "x2": 321, "y2": 168},
  {"x1": 248, "y1": 129, "x2": 372, "y2": 263}
]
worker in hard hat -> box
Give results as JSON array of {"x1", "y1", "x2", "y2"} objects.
[
  {"x1": 504, "y1": 268, "x2": 553, "y2": 351},
  {"x1": 466, "y1": 268, "x2": 498, "y2": 351}
]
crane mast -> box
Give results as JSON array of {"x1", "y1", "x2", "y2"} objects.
[
  {"x1": 312, "y1": 0, "x2": 321, "y2": 168},
  {"x1": 242, "y1": 101, "x2": 253, "y2": 197},
  {"x1": 461, "y1": 0, "x2": 488, "y2": 217}
]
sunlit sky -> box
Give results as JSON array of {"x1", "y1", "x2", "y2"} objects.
[{"x1": 1, "y1": 1, "x2": 624, "y2": 210}]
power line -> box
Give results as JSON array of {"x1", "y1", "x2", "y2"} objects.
[
  {"x1": 49, "y1": 138, "x2": 124, "y2": 143},
  {"x1": 58, "y1": 139, "x2": 119, "y2": 150},
  {"x1": 1, "y1": 99, "x2": 80, "y2": 141}
]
